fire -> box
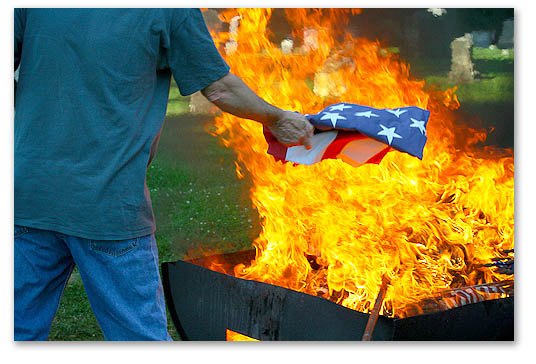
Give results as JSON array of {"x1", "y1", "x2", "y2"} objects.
[
  {"x1": 226, "y1": 329, "x2": 259, "y2": 341},
  {"x1": 203, "y1": 9, "x2": 514, "y2": 318}
]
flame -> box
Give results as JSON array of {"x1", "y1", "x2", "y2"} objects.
[
  {"x1": 204, "y1": 9, "x2": 514, "y2": 318},
  {"x1": 226, "y1": 329, "x2": 259, "y2": 341}
]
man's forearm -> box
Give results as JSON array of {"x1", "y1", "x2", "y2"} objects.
[
  {"x1": 201, "y1": 72, "x2": 314, "y2": 148},
  {"x1": 201, "y1": 73, "x2": 283, "y2": 126}
]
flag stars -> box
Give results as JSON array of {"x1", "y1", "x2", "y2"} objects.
[
  {"x1": 377, "y1": 124, "x2": 402, "y2": 145},
  {"x1": 329, "y1": 103, "x2": 353, "y2": 112},
  {"x1": 320, "y1": 112, "x2": 347, "y2": 128},
  {"x1": 385, "y1": 108, "x2": 408, "y2": 118},
  {"x1": 410, "y1": 117, "x2": 427, "y2": 135},
  {"x1": 355, "y1": 111, "x2": 379, "y2": 118}
]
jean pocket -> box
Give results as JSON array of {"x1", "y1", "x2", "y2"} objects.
[
  {"x1": 14, "y1": 225, "x2": 29, "y2": 238},
  {"x1": 90, "y1": 237, "x2": 139, "y2": 258}
]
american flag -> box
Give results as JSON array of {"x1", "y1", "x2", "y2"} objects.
[{"x1": 265, "y1": 103, "x2": 430, "y2": 167}]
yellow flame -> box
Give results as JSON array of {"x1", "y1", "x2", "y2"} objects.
[
  {"x1": 226, "y1": 329, "x2": 259, "y2": 341},
  {"x1": 205, "y1": 9, "x2": 514, "y2": 318}
]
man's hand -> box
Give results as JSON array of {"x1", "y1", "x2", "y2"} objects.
[{"x1": 268, "y1": 111, "x2": 315, "y2": 149}]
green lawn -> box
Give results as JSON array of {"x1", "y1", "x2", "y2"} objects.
[
  {"x1": 414, "y1": 46, "x2": 514, "y2": 148},
  {"x1": 48, "y1": 270, "x2": 104, "y2": 341},
  {"x1": 47, "y1": 45, "x2": 514, "y2": 341},
  {"x1": 423, "y1": 47, "x2": 514, "y2": 104}
]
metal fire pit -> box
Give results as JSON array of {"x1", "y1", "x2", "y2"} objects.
[{"x1": 161, "y1": 251, "x2": 514, "y2": 341}]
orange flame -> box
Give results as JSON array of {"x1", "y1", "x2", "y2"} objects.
[
  {"x1": 226, "y1": 329, "x2": 259, "y2": 341},
  {"x1": 204, "y1": 9, "x2": 514, "y2": 318}
]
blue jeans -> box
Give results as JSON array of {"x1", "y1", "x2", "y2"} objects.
[{"x1": 14, "y1": 225, "x2": 172, "y2": 341}]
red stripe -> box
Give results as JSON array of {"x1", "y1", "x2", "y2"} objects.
[
  {"x1": 322, "y1": 131, "x2": 368, "y2": 160},
  {"x1": 323, "y1": 131, "x2": 390, "y2": 165},
  {"x1": 263, "y1": 126, "x2": 288, "y2": 162}
]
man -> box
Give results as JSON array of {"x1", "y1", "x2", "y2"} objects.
[{"x1": 14, "y1": 8, "x2": 313, "y2": 341}]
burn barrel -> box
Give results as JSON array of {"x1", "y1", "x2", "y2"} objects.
[{"x1": 161, "y1": 252, "x2": 513, "y2": 341}]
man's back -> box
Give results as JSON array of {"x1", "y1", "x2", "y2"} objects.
[{"x1": 14, "y1": 9, "x2": 230, "y2": 240}]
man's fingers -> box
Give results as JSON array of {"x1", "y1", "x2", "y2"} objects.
[
  {"x1": 271, "y1": 111, "x2": 316, "y2": 149},
  {"x1": 301, "y1": 134, "x2": 312, "y2": 150},
  {"x1": 304, "y1": 123, "x2": 314, "y2": 149}
]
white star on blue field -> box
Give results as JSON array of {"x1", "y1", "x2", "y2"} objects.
[
  {"x1": 354, "y1": 111, "x2": 379, "y2": 118},
  {"x1": 410, "y1": 117, "x2": 427, "y2": 135},
  {"x1": 385, "y1": 108, "x2": 408, "y2": 118},
  {"x1": 329, "y1": 103, "x2": 353, "y2": 112},
  {"x1": 320, "y1": 112, "x2": 347, "y2": 128},
  {"x1": 377, "y1": 124, "x2": 402, "y2": 145}
]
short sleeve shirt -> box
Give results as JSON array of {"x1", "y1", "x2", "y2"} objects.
[{"x1": 14, "y1": 9, "x2": 230, "y2": 240}]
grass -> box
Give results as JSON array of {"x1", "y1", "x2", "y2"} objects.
[
  {"x1": 148, "y1": 137, "x2": 260, "y2": 259},
  {"x1": 47, "y1": 270, "x2": 104, "y2": 341},
  {"x1": 47, "y1": 45, "x2": 513, "y2": 340},
  {"x1": 419, "y1": 46, "x2": 514, "y2": 148},
  {"x1": 165, "y1": 83, "x2": 190, "y2": 116},
  {"x1": 472, "y1": 46, "x2": 514, "y2": 61},
  {"x1": 422, "y1": 47, "x2": 514, "y2": 104},
  {"x1": 425, "y1": 73, "x2": 514, "y2": 104}
]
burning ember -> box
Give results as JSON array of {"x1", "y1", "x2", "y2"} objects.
[{"x1": 201, "y1": 9, "x2": 514, "y2": 319}]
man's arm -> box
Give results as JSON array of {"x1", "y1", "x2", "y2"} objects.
[{"x1": 201, "y1": 72, "x2": 314, "y2": 149}]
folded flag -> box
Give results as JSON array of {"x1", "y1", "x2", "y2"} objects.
[{"x1": 265, "y1": 103, "x2": 430, "y2": 167}]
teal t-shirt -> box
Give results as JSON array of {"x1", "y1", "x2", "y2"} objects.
[{"x1": 14, "y1": 8, "x2": 230, "y2": 240}]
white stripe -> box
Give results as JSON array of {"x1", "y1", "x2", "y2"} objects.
[{"x1": 285, "y1": 131, "x2": 338, "y2": 165}]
